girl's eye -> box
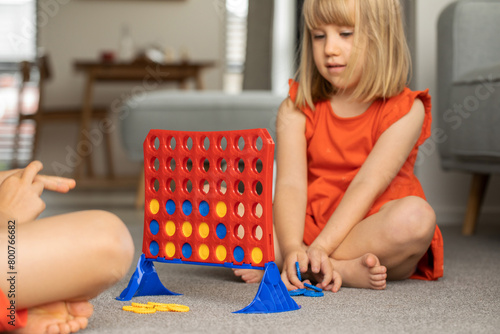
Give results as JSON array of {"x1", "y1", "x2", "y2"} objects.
[
  {"x1": 313, "y1": 34, "x2": 325, "y2": 40},
  {"x1": 340, "y1": 31, "x2": 353, "y2": 38}
]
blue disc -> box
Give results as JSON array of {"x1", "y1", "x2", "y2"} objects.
[
  {"x1": 233, "y1": 246, "x2": 245, "y2": 262},
  {"x1": 182, "y1": 200, "x2": 193, "y2": 216},
  {"x1": 296, "y1": 261, "x2": 302, "y2": 281},
  {"x1": 216, "y1": 223, "x2": 227, "y2": 239},
  {"x1": 182, "y1": 243, "x2": 192, "y2": 259},
  {"x1": 149, "y1": 220, "x2": 159, "y2": 235},
  {"x1": 304, "y1": 283, "x2": 323, "y2": 292},
  {"x1": 199, "y1": 201, "x2": 209, "y2": 217},
  {"x1": 149, "y1": 241, "x2": 159, "y2": 256},
  {"x1": 304, "y1": 290, "x2": 324, "y2": 297},
  {"x1": 166, "y1": 200, "x2": 176, "y2": 215},
  {"x1": 289, "y1": 288, "x2": 307, "y2": 296}
]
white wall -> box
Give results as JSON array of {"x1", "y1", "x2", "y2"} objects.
[
  {"x1": 35, "y1": 0, "x2": 224, "y2": 177},
  {"x1": 39, "y1": 0, "x2": 224, "y2": 108},
  {"x1": 415, "y1": 0, "x2": 500, "y2": 225}
]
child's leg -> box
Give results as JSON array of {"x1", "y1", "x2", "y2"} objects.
[
  {"x1": 329, "y1": 196, "x2": 436, "y2": 288},
  {"x1": 0, "y1": 210, "x2": 134, "y2": 333}
]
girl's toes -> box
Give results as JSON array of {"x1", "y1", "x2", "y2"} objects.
[
  {"x1": 371, "y1": 280, "x2": 387, "y2": 289},
  {"x1": 59, "y1": 323, "x2": 71, "y2": 334},
  {"x1": 47, "y1": 324, "x2": 60, "y2": 334},
  {"x1": 371, "y1": 273, "x2": 387, "y2": 281},
  {"x1": 68, "y1": 319, "x2": 81, "y2": 332}
]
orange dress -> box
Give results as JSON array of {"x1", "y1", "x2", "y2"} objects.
[
  {"x1": 289, "y1": 80, "x2": 443, "y2": 280},
  {"x1": 0, "y1": 289, "x2": 27, "y2": 332}
]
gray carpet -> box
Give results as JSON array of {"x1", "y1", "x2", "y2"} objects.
[{"x1": 43, "y1": 191, "x2": 500, "y2": 334}]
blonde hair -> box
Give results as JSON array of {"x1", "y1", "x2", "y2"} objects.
[{"x1": 295, "y1": 0, "x2": 411, "y2": 110}]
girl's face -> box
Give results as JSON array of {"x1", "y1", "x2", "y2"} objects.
[{"x1": 311, "y1": 24, "x2": 362, "y2": 94}]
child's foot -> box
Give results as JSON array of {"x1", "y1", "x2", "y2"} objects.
[
  {"x1": 331, "y1": 253, "x2": 387, "y2": 290},
  {"x1": 233, "y1": 269, "x2": 264, "y2": 284},
  {"x1": 16, "y1": 301, "x2": 93, "y2": 334}
]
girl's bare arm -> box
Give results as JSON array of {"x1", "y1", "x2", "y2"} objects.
[{"x1": 273, "y1": 98, "x2": 309, "y2": 288}]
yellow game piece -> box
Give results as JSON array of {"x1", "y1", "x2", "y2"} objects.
[
  {"x1": 133, "y1": 308, "x2": 157, "y2": 314},
  {"x1": 166, "y1": 304, "x2": 190, "y2": 312},
  {"x1": 216, "y1": 201, "x2": 227, "y2": 218},
  {"x1": 216, "y1": 245, "x2": 227, "y2": 261},
  {"x1": 199, "y1": 222, "x2": 209, "y2": 238},
  {"x1": 165, "y1": 221, "x2": 176, "y2": 236},
  {"x1": 199, "y1": 244, "x2": 210, "y2": 260},
  {"x1": 251, "y1": 247, "x2": 263, "y2": 264},
  {"x1": 131, "y1": 302, "x2": 153, "y2": 308},
  {"x1": 149, "y1": 199, "x2": 159, "y2": 214},
  {"x1": 165, "y1": 242, "x2": 176, "y2": 257},
  {"x1": 154, "y1": 306, "x2": 171, "y2": 312},
  {"x1": 147, "y1": 302, "x2": 166, "y2": 306},
  {"x1": 122, "y1": 305, "x2": 136, "y2": 312},
  {"x1": 182, "y1": 221, "x2": 193, "y2": 237}
]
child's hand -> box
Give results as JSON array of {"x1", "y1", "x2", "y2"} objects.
[
  {"x1": 281, "y1": 248, "x2": 308, "y2": 290},
  {"x1": 0, "y1": 161, "x2": 73, "y2": 223},
  {"x1": 306, "y1": 244, "x2": 335, "y2": 290}
]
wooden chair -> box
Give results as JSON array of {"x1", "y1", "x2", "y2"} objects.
[{"x1": 12, "y1": 53, "x2": 114, "y2": 177}]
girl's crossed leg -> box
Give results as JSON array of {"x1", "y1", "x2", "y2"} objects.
[
  {"x1": 235, "y1": 196, "x2": 436, "y2": 291},
  {"x1": 0, "y1": 210, "x2": 134, "y2": 334}
]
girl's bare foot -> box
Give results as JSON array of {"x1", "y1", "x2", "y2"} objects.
[
  {"x1": 16, "y1": 301, "x2": 93, "y2": 334},
  {"x1": 233, "y1": 269, "x2": 264, "y2": 284},
  {"x1": 331, "y1": 253, "x2": 387, "y2": 290}
]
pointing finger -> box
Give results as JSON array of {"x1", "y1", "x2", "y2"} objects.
[{"x1": 22, "y1": 161, "x2": 43, "y2": 183}]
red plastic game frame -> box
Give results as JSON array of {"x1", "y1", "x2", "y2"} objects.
[
  {"x1": 143, "y1": 128, "x2": 275, "y2": 268},
  {"x1": 118, "y1": 129, "x2": 300, "y2": 314}
]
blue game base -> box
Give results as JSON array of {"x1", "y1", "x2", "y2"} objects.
[
  {"x1": 117, "y1": 256, "x2": 300, "y2": 314},
  {"x1": 116, "y1": 254, "x2": 181, "y2": 301},
  {"x1": 234, "y1": 262, "x2": 300, "y2": 314}
]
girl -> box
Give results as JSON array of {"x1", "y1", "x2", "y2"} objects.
[
  {"x1": 234, "y1": 0, "x2": 443, "y2": 291},
  {"x1": 0, "y1": 161, "x2": 134, "y2": 333}
]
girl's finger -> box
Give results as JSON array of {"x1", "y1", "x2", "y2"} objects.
[
  {"x1": 318, "y1": 256, "x2": 333, "y2": 288},
  {"x1": 331, "y1": 271, "x2": 342, "y2": 293},
  {"x1": 32, "y1": 181, "x2": 45, "y2": 196},
  {"x1": 35, "y1": 175, "x2": 76, "y2": 193},
  {"x1": 309, "y1": 253, "x2": 321, "y2": 274},
  {"x1": 297, "y1": 253, "x2": 309, "y2": 277},
  {"x1": 21, "y1": 161, "x2": 43, "y2": 183}
]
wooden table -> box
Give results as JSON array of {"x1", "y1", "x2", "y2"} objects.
[{"x1": 73, "y1": 60, "x2": 215, "y2": 182}]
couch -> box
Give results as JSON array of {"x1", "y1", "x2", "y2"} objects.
[{"x1": 437, "y1": 0, "x2": 500, "y2": 235}]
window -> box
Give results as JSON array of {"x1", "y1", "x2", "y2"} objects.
[
  {"x1": 223, "y1": 0, "x2": 248, "y2": 93},
  {"x1": 0, "y1": 0, "x2": 37, "y2": 63},
  {"x1": 0, "y1": 0, "x2": 37, "y2": 167}
]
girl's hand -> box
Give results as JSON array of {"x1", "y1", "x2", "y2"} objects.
[
  {"x1": 306, "y1": 244, "x2": 334, "y2": 290},
  {"x1": 0, "y1": 161, "x2": 74, "y2": 223},
  {"x1": 281, "y1": 248, "x2": 308, "y2": 290}
]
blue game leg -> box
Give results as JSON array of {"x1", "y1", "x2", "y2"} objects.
[
  {"x1": 234, "y1": 261, "x2": 301, "y2": 314},
  {"x1": 117, "y1": 254, "x2": 181, "y2": 301}
]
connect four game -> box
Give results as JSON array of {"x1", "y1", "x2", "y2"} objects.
[{"x1": 118, "y1": 129, "x2": 299, "y2": 314}]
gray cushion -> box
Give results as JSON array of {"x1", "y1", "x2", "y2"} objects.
[
  {"x1": 437, "y1": 0, "x2": 500, "y2": 173},
  {"x1": 119, "y1": 90, "x2": 283, "y2": 161}
]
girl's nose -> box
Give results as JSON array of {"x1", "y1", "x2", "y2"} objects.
[{"x1": 325, "y1": 37, "x2": 340, "y2": 56}]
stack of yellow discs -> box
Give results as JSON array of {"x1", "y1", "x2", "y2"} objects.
[
  {"x1": 166, "y1": 304, "x2": 190, "y2": 312},
  {"x1": 121, "y1": 301, "x2": 189, "y2": 313}
]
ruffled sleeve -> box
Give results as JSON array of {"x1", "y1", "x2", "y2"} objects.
[
  {"x1": 288, "y1": 79, "x2": 299, "y2": 103},
  {"x1": 375, "y1": 88, "x2": 432, "y2": 146}
]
